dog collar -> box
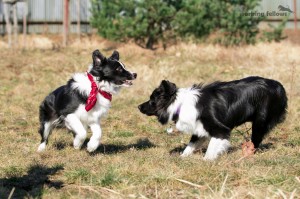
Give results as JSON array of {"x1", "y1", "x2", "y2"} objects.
[
  {"x1": 85, "y1": 72, "x2": 112, "y2": 112},
  {"x1": 172, "y1": 104, "x2": 181, "y2": 122}
]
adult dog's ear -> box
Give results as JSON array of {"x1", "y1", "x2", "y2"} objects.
[
  {"x1": 110, "y1": 50, "x2": 119, "y2": 60},
  {"x1": 92, "y1": 50, "x2": 106, "y2": 67},
  {"x1": 160, "y1": 80, "x2": 177, "y2": 95}
]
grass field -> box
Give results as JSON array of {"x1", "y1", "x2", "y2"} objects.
[{"x1": 0, "y1": 35, "x2": 299, "y2": 198}]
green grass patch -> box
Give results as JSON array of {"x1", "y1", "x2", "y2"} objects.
[
  {"x1": 1, "y1": 166, "x2": 25, "y2": 178},
  {"x1": 98, "y1": 167, "x2": 121, "y2": 187},
  {"x1": 65, "y1": 168, "x2": 92, "y2": 184},
  {"x1": 110, "y1": 131, "x2": 134, "y2": 138}
]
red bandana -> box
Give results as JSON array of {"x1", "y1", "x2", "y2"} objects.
[{"x1": 85, "y1": 72, "x2": 112, "y2": 112}]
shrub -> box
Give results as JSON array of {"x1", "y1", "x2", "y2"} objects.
[
  {"x1": 173, "y1": 0, "x2": 264, "y2": 46},
  {"x1": 90, "y1": 0, "x2": 182, "y2": 49},
  {"x1": 90, "y1": 0, "x2": 287, "y2": 48}
]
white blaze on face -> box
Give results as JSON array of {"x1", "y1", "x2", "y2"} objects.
[
  {"x1": 117, "y1": 60, "x2": 126, "y2": 69},
  {"x1": 116, "y1": 60, "x2": 135, "y2": 87}
]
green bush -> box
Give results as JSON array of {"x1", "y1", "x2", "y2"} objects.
[
  {"x1": 262, "y1": 16, "x2": 288, "y2": 42},
  {"x1": 173, "y1": 0, "x2": 264, "y2": 46},
  {"x1": 90, "y1": 0, "x2": 286, "y2": 48},
  {"x1": 90, "y1": 0, "x2": 182, "y2": 49}
]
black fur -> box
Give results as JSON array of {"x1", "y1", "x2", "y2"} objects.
[
  {"x1": 139, "y1": 76, "x2": 288, "y2": 148},
  {"x1": 138, "y1": 80, "x2": 178, "y2": 124}
]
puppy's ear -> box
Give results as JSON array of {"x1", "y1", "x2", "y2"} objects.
[
  {"x1": 160, "y1": 80, "x2": 177, "y2": 95},
  {"x1": 92, "y1": 50, "x2": 106, "y2": 67},
  {"x1": 110, "y1": 50, "x2": 119, "y2": 60}
]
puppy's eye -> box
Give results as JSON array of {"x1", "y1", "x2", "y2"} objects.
[{"x1": 116, "y1": 67, "x2": 122, "y2": 72}]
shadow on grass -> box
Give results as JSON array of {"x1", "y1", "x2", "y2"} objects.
[
  {"x1": 169, "y1": 145, "x2": 208, "y2": 156},
  {"x1": 0, "y1": 164, "x2": 64, "y2": 199},
  {"x1": 256, "y1": 142, "x2": 274, "y2": 152},
  {"x1": 169, "y1": 143, "x2": 274, "y2": 156},
  {"x1": 53, "y1": 140, "x2": 68, "y2": 151},
  {"x1": 91, "y1": 138, "x2": 156, "y2": 155}
]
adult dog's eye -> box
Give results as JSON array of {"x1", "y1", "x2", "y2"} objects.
[{"x1": 149, "y1": 101, "x2": 156, "y2": 106}]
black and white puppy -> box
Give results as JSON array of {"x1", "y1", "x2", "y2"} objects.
[
  {"x1": 138, "y1": 76, "x2": 287, "y2": 160},
  {"x1": 38, "y1": 50, "x2": 137, "y2": 152}
]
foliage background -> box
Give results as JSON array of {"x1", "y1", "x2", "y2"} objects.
[{"x1": 90, "y1": 0, "x2": 286, "y2": 49}]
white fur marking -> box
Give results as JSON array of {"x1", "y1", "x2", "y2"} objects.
[
  {"x1": 87, "y1": 123, "x2": 102, "y2": 152},
  {"x1": 37, "y1": 142, "x2": 46, "y2": 152},
  {"x1": 204, "y1": 137, "x2": 230, "y2": 160},
  {"x1": 37, "y1": 121, "x2": 52, "y2": 152},
  {"x1": 181, "y1": 136, "x2": 207, "y2": 157},
  {"x1": 117, "y1": 61, "x2": 126, "y2": 69},
  {"x1": 43, "y1": 122, "x2": 52, "y2": 140},
  {"x1": 65, "y1": 114, "x2": 87, "y2": 150},
  {"x1": 181, "y1": 142, "x2": 196, "y2": 157},
  {"x1": 195, "y1": 121, "x2": 209, "y2": 137},
  {"x1": 167, "y1": 88, "x2": 200, "y2": 133}
]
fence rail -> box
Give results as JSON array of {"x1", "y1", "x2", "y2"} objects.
[{"x1": 0, "y1": 0, "x2": 299, "y2": 35}]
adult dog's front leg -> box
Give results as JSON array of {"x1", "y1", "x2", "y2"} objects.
[
  {"x1": 87, "y1": 123, "x2": 102, "y2": 152},
  {"x1": 204, "y1": 137, "x2": 230, "y2": 160},
  {"x1": 181, "y1": 135, "x2": 206, "y2": 157}
]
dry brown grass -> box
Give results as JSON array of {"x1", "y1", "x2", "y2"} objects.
[{"x1": 0, "y1": 35, "x2": 299, "y2": 198}]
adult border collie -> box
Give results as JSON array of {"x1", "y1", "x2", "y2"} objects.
[
  {"x1": 38, "y1": 50, "x2": 137, "y2": 152},
  {"x1": 138, "y1": 77, "x2": 287, "y2": 160}
]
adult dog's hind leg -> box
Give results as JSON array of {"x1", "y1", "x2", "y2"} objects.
[
  {"x1": 181, "y1": 135, "x2": 207, "y2": 157},
  {"x1": 65, "y1": 114, "x2": 87, "y2": 150},
  {"x1": 251, "y1": 120, "x2": 271, "y2": 148}
]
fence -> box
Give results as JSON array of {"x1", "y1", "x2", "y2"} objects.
[
  {"x1": 0, "y1": 0, "x2": 91, "y2": 34},
  {"x1": 0, "y1": 0, "x2": 298, "y2": 35}
]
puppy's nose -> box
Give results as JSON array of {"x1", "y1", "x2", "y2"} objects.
[
  {"x1": 133, "y1": 73, "x2": 137, "y2": 79},
  {"x1": 138, "y1": 105, "x2": 142, "y2": 110}
]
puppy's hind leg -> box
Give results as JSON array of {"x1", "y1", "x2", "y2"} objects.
[
  {"x1": 65, "y1": 114, "x2": 87, "y2": 150},
  {"x1": 37, "y1": 121, "x2": 54, "y2": 152}
]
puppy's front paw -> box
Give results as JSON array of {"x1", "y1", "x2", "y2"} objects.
[
  {"x1": 87, "y1": 139, "x2": 100, "y2": 152},
  {"x1": 73, "y1": 139, "x2": 84, "y2": 150}
]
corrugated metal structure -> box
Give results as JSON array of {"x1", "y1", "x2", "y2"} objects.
[
  {"x1": 0, "y1": 0, "x2": 92, "y2": 34},
  {"x1": 0, "y1": 0, "x2": 299, "y2": 35},
  {"x1": 259, "y1": 0, "x2": 299, "y2": 28}
]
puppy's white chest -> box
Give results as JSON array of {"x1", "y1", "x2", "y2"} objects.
[{"x1": 75, "y1": 95, "x2": 110, "y2": 125}]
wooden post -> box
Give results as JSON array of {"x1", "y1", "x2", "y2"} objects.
[
  {"x1": 3, "y1": 4, "x2": 12, "y2": 48},
  {"x1": 12, "y1": 3, "x2": 18, "y2": 48},
  {"x1": 63, "y1": 0, "x2": 69, "y2": 47},
  {"x1": 23, "y1": 0, "x2": 27, "y2": 48},
  {"x1": 294, "y1": 0, "x2": 297, "y2": 31},
  {"x1": 77, "y1": 0, "x2": 81, "y2": 41}
]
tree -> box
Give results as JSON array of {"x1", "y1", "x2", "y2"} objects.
[
  {"x1": 173, "y1": 0, "x2": 264, "y2": 46},
  {"x1": 90, "y1": 0, "x2": 182, "y2": 49},
  {"x1": 91, "y1": 0, "x2": 286, "y2": 48}
]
